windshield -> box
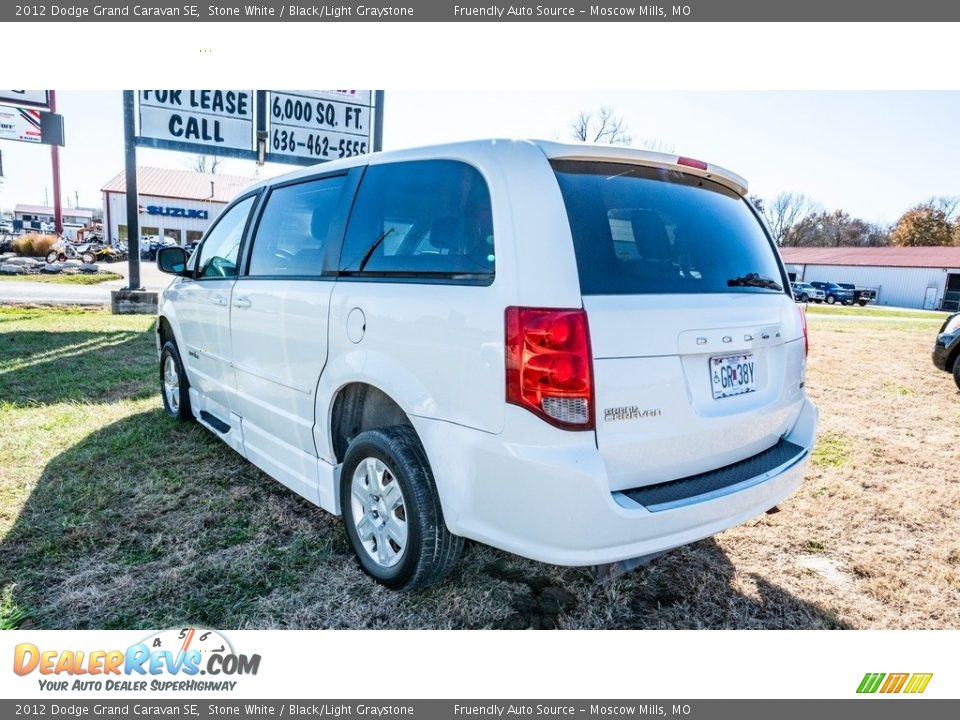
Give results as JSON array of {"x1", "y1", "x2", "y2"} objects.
[{"x1": 552, "y1": 160, "x2": 787, "y2": 296}]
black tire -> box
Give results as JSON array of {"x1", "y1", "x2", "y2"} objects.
[
  {"x1": 858, "y1": 300, "x2": 867, "y2": 307},
  {"x1": 953, "y1": 358, "x2": 960, "y2": 392},
  {"x1": 159, "y1": 340, "x2": 193, "y2": 422},
  {"x1": 45, "y1": 250, "x2": 59, "y2": 263},
  {"x1": 340, "y1": 425, "x2": 463, "y2": 591},
  {"x1": 81, "y1": 252, "x2": 96, "y2": 264},
  {"x1": 826, "y1": 296, "x2": 836, "y2": 305},
  {"x1": 800, "y1": 293, "x2": 809, "y2": 303}
]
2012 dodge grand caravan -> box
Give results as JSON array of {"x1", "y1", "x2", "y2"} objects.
[{"x1": 156, "y1": 140, "x2": 818, "y2": 590}]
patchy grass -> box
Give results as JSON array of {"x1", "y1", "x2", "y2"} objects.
[
  {"x1": 0, "y1": 272, "x2": 123, "y2": 285},
  {"x1": 812, "y1": 432, "x2": 850, "y2": 468},
  {"x1": 804, "y1": 304, "x2": 949, "y2": 321},
  {"x1": 0, "y1": 306, "x2": 958, "y2": 629},
  {"x1": 0, "y1": 584, "x2": 27, "y2": 629}
]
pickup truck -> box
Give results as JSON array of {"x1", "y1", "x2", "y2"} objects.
[
  {"x1": 809, "y1": 281, "x2": 855, "y2": 305},
  {"x1": 837, "y1": 283, "x2": 877, "y2": 307}
]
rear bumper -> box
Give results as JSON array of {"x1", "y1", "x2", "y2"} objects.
[
  {"x1": 932, "y1": 332, "x2": 959, "y2": 371},
  {"x1": 414, "y1": 397, "x2": 818, "y2": 567}
]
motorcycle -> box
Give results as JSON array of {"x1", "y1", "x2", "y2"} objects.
[
  {"x1": 46, "y1": 238, "x2": 97, "y2": 265},
  {"x1": 90, "y1": 244, "x2": 127, "y2": 263}
]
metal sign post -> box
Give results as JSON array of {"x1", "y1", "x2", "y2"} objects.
[
  {"x1": 49, "y1": 91, "x2": 63, "y2": 235},
  {"x1": 373, "y1": 90, "x2": 384, "y2": 152},
  {"x1": 122, "y1": 90, "x2": 141, "y2": 291}
]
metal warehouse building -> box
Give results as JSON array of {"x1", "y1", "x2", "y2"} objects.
[
  {"x1": 780, "y1": 247, "x2": 960, "y2": 311},
  {"x1": 101, "y1": 167, "x2": 258, "y2": 247}
]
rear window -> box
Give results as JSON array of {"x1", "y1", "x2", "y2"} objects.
[{"x1": 552, "y1": 160, "x2": 786, "y2": 296}]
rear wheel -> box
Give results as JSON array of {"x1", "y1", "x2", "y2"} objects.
[
  {"x1": 953, "y1": 358, "x2": 960, "y2": 391},
  {"x1": 45, "y1": 250, "x2": 59, "y2": 263},
  {"x1": 160, "y1": 340, "x2": 193, "y2": 422},
  {"x1": 81, "y1": 252, "x2": 96, "y2": 264},
  {"x1": 340, "y1": 425, "x2": 462, "y2": 591},
  {"x1": 826, "y1": 296, "x2": 836, "y2": 305}
]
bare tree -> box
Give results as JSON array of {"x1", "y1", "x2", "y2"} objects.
[
  {"x1": 929, "y1": 196, "x2": 960, "y2": 223},
  {"x1": 761, "y1": 192, "x2": 822, "y2": 246},
  {"x1": 786, "y1": 210, "x2": 889, "y2": 248},
  {"x1": 190, "y1": 155, "x2": 222, "y2": 175},
  {"x1": 636, "y1": 137, "x2": 675, "y2": 153},
  {"x1": 569, "y1": 106, "x2": 633, "y2": 146}
]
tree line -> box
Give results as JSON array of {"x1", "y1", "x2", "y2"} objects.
[{"x1": 750, "y1": 193, "x2": 960, "y2": 248}]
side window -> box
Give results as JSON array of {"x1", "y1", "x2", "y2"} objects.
[
  {"x1": 247, "y1": 175, "x2": 346, "y2": 278},
  {"x1": 196, "y1": 196, "x2": 255, "y2": 280},
  {"x1": 339, "y1": 160, "x2": 494, "y2": 279}
]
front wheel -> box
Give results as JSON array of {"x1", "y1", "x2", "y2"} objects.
[
  {"x1": 81, "y1": 252, "x2": 96, "y2": 264},
  {"x1": 800, "y1": 293, "x2": 809, "y2": 303},
  {"x1": 340, "y1": 425, "x2": 463, "y2": 591},
  {"x1": 953, "y1": 358, "x2": 960, "y2": 391},
  {"x1": 159, "y1": 341, "x2": 193, "y2": 422}
]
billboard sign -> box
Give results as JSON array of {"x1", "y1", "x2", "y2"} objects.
[
  {"x1": 0, "y1": 104, "x2": 43, "y2": 143},
  {"x1": 266, "y1": 90, "x2": 375, "y2": 164},
  {"x1": 0, "y1": 90, "x2": 51, "y2": 109},
  {"x1": 136, "y1": 90, "x2": 257, "y2": 159}
]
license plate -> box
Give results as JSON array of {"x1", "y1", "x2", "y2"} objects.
[{"x1": 710, "y1": 353, "x2": 757, "y2": 399}]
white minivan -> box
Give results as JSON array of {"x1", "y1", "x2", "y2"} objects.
[{"x1": 156, "y1": 139, "x2": 817, "y2": 590}]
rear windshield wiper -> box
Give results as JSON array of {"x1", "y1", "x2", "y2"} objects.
[
  {"x1": 355, "y1": 227, "x2": 396, "y2": 272},
  {"x1": 727, "y1": 273, "x2": 782, "y2": 291}
]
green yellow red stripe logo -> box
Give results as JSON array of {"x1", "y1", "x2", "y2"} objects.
[{"x1": 857, "y1": 672, "x2": 933, "y2": 694}]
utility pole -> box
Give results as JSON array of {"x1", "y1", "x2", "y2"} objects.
[{"x1": 49, "y1": 90, "x2": 63, "y2": 235}]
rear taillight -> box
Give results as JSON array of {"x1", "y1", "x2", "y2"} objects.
[
  {"x1": 798, "y1": 306, "x2": 809, "y2": 356},
  {"x1": 505, "y1": 307, "x2": 594, "y2": 430}
]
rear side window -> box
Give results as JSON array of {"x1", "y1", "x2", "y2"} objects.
[
  {"x1": 247, "y1": 175, "x2": 346, "y2": 278},
  {"x1": 339, "y1": 160, "x2": 494, "y2": 282},
  {"x1": 552, "y1": 161, "x2": 786, "y2": 296}
]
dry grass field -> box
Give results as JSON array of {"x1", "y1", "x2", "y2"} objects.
[{"x1": 1, "y1": 305, "x2": 958, "y2": 630}]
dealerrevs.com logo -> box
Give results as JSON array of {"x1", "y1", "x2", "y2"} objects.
[
  {"x1": 857, "y1": 673, "x2": 933, "y2": 694},
  {"x1": 13, "y1": 628, "x2": 260, "y2": 692}
]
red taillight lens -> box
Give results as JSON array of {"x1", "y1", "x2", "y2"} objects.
[
  {"x1": 798, "y1": 306, "x2": 809, "y2": 356},
  {"x1": 505, "y1": 307, "x2": 594, "y2": 430},
  {"x1": 677, "y1": 156, "x2": 709, "y2": 171}
]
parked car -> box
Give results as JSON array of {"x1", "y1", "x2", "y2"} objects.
[
  {"x1": 836, "y1": 283, "x2": 876, "y2": 307},
  {"x1": 155, "y1": 140, "x2": 818, "y2": 590},
  {"x1": 791, "y1": 282, "x2": 825, "y2": 303},
  {"x1": 809, "y1": 281, "x2": 855, "y2": 305},
  {"x1": 932, "y1": 312, "x2": 960, "y2": 389}
]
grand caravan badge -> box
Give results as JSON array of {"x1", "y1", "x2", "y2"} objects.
[{"x1": 604, "y1": 406, "x2": 662, "y2": 422}]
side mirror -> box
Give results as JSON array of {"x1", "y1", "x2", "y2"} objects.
[{"x1": 157, "y1": 246, "x2": 190, "y2": 276}]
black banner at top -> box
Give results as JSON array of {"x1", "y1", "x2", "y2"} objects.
[{"x1": 4, "y1": 0, "x2": 960, "y2": 22}]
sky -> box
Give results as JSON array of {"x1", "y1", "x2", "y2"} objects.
[{"x1": 1, "y1": 90, "x2": 958, "y2": 226}]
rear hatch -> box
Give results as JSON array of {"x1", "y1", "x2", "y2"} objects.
[{"x1": 552, "y1": 159, "x2": 807, "y2": 492}]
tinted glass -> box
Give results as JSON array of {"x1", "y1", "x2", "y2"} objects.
[
  {"x1": 197, "y1": 196, "x2": 255, "y2": 279},
  {"x1": 552, "y1": 161, "x2": 786, "y2": 296},
  {"x1": 248, "y1": 176, "x2": 346, "y2": 277},
  {"x1": 340, "y1": 160, "x2": 494, "y2": 279}
]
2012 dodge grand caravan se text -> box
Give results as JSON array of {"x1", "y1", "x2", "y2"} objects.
[{"x1": 155, "y1": 140, "x2": 818, "y2": 590}]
